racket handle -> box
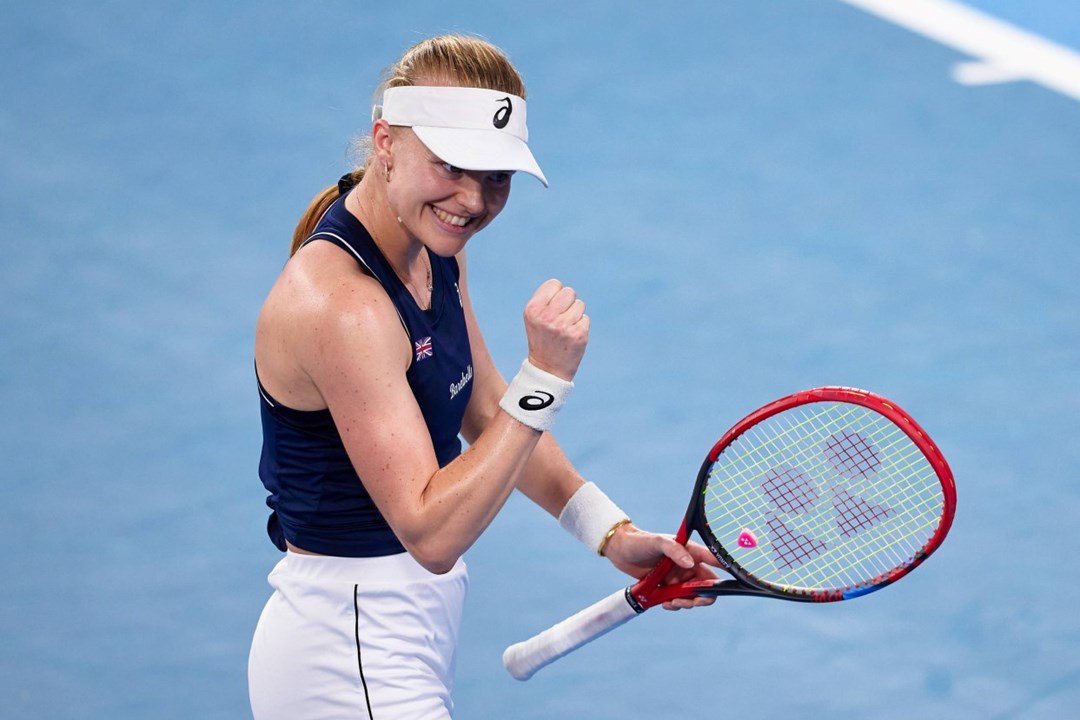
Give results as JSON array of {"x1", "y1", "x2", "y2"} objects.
[{"x1": 503, "y1": 587, "x2": 640, "y2": 680}]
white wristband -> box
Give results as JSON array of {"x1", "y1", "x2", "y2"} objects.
[
  {"x1": 499, "y1": 359, "x2": 574, "y2": 432},
  {"x1": 558, "y1": 482, "x2": 630, "y2": 555}
]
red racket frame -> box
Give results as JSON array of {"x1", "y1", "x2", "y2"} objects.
[{"x1": 625, "y1": 386, "x2": 957, "y2": 610}]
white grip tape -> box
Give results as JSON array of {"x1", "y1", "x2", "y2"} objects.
[
  {"x1": 558, "y1": 481, "x2": 629, "y2": 554},
  {"x1": 499, "y1": 359, "x2": 574, "y2": 432},
  {"x1": 503, "y1": 588, "x2": 641, "y2": 680}
]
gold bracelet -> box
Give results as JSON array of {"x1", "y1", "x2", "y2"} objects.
[{"x1": 596, "y1": 518, "x2": 632, "y2": 556}]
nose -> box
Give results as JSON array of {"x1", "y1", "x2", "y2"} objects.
[{"x1": 457, "y1": 174, "x2": 486, "y2": 214}]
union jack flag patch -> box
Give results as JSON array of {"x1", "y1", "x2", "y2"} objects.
[{"x1": 414, "y1": 336, "x2": 434, "y2": 362}]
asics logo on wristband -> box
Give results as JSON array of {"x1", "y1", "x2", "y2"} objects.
[
  {"x1": 519, "y1": 391, "x2": 554, "y2": 411},
  {"x1": 500, "y1": 360, "x2": 572, "y2": 432}
]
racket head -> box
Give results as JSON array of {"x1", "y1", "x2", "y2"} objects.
[{"x1": 687, "y1": 386, "x2": 955, "y2": 602}]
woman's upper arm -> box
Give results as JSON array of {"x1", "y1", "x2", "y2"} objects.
[{"x1": 299, "y1": 274, "x2": 442, "y2": 536}]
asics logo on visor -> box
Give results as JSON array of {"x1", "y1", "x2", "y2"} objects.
[{"x1": 493, "y1": 97, "x2": 512, "y2": 129}]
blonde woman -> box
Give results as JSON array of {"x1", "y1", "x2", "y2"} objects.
[{"x1": 249, "y1": 35, "x2": 718, "y2": 719}]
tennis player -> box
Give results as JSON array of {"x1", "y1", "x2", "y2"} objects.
[{"x1": 248, "y1": 34, "x2": 719, "y2": 719}]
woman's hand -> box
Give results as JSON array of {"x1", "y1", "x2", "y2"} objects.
[
  {"x1": 523, "y1": 279, "x2": 590, "y2": 382},
  {"x1": 601, "y1": 523, "x2": 726, "y2": 610}
]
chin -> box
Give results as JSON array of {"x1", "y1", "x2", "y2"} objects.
[{"x1": 423, "y1": 233, "x2": 473, "y2": 258}]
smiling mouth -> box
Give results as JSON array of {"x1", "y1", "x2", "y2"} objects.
[{"x1": 432, "y1": 206, "x2": 474, "y2": 228}]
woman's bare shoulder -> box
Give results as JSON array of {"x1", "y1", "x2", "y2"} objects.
[{"x1": 255, "y1": 242, "x2": 409, "y2": 407}]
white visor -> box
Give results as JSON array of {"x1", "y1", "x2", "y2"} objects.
[{"x1": 379, "y1": 86, "x2": 547, "y2": 186}]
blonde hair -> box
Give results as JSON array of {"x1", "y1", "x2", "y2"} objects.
[{"x1": 289, "y1": 35, "x2": 527, "y2": 256}]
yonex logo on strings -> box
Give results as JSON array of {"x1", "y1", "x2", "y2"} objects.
[{"x1": 493, "y1": 97, "x2": 512, "y2": 129}]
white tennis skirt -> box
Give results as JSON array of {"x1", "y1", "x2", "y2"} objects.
[{"x1": 248, "y1": 550, "x2": 468, "y2": 719}]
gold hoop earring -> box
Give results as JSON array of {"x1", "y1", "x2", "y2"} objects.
[{"x1": 384, "y1": 162, "x2": 391, "y2": 183}]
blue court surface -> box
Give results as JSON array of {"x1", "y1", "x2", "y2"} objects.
[{"x1": 3, "y1": 1, "x2": 1078, "y2": 718}]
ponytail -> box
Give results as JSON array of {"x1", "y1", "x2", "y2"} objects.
[{"x1": 289, "y1": 168, "x2": 365, "y2": 256}]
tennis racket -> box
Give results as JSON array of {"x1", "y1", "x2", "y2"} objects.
[{"x1": 504, "y1": 386, "x2": 956, "y2": 680}]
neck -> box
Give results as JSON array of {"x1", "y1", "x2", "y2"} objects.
[
  {"x1": 349, "y1": 176, "x2": 418, "y2": 266},
  {"x1": 347, "y1": 178, "x2": 432, "y2": 307}
]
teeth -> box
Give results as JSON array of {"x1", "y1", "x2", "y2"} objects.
[{"x1": 433, "y1": 207, "x2": 470, "y2": 227}]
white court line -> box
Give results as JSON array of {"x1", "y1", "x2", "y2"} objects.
[{"x1": 839, "y1": 0, "x2": 1080, "y2": 103}]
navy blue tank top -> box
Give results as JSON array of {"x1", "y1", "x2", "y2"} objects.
[{"x1": 257, "y1": 194, "x2": 474, "y2": 557}]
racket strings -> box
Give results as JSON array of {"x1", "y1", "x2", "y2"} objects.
[
  {"x1": 717, "y1": 408, "x2": 936, "y2": 544},
  {"x1": 702, "y1": 402, "x2": 945, "y2": 594},
  {"x1": 732, "y1": 412, "x2": 939, "y2": 588},
  {"x1": 736, "y1": 414, "x2": 939, "y2": 587},
  {"x1": 708, "y1": 407, "x2": 924, "y2": 535}
]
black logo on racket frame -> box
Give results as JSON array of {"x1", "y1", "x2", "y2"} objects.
[
  {"x1": 493, "y1": 97, "x2": 512, "y2": 129},
  {"x1": 518, "y1": 391, "x2": 553, "y2": 411}
]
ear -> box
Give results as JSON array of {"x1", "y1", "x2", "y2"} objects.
[{"x1": 371, "y1": 119, "x2": 395, "y2": 166}]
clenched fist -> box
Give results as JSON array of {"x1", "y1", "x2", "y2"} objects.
[{"x1": 523, "y1": 279, "x2": 590, "y2": 382}]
